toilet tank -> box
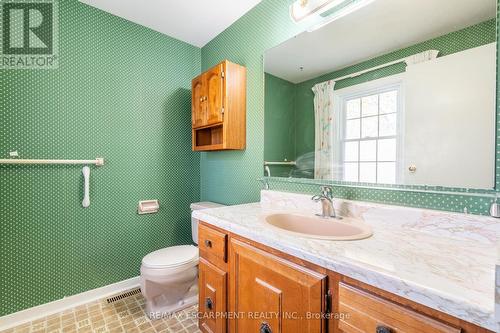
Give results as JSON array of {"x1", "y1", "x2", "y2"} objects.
[{"x1": 190, "y1": 202, "x2": 225, "y2": 244}]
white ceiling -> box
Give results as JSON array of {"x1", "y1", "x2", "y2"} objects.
[
  {"x1": 265, "y1": 0, "x2": 496, "y2": 83},
  {"x1": 79, "y1": 0, "x2": 262, "y2": 47}
]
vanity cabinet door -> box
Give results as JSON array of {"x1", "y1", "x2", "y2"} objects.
[
  {"x1": 229, "y1": 238, "x2": 326, "y2": 333},
  {"x1": 192, "y1": 74, "x2": 206, "y2": 128},
  {"x1": 199, "y1": 258, "x2": 227, "y2": 333},
  {"x1": 205, "y1": 63, "x2": 224, "y2": 126}
]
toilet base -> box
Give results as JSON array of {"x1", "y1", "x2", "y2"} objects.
[
  {"x1": 146, "y1": 294, "x2": 198, "y2": 320},
  {"x1": 140, "y1": 260, "x2": 199, "y2": 321}
]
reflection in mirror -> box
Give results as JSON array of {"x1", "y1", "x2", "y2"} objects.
[{"x1": 264, "y1": 0, "x2": 496, "y2": 189}]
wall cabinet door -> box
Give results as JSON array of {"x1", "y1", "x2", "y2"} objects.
[
  {"x1": 192, "y1": 74, "x2": 206, "y2": 128},
  {"x1": 229, "y1": 239, "x2": 326, "y2": 333},
  {"x1": 205, "y1": 64, "x2": 224, "y2": 126},
  {"x1": 199, "y1": 258, "x2": 227, "y2": 333}
]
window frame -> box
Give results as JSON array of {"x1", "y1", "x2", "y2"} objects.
[{"x1": 333, "y1": 79, "x2": 405, "y2": 184}]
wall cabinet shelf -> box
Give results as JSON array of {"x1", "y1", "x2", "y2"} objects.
[{"x1": 192, "y1": 60, "x2": 246, "y2": 151}]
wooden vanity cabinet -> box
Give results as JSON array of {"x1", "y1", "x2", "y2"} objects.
[
  {"x1": 191, "y1": 60, "x2": 246, "y2": 151},
  {"x1": 229, "y1": 238, "x2": 327, "y2": 333},
  {"x1": 198, "y1": 222, "x2": 327, "y2": 333},
  {"x1": 198, "y1": 222, "x2": 492, "y2": 333}
]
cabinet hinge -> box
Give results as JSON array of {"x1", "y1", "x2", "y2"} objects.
[
  {"x1": 221, "y1": 71, "x2": 225, "y2": 78},
  {"x1": 325, "y1": 290, "x2": 332, "y2": 314}
]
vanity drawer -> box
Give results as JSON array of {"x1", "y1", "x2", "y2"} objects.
[
  {"x1": 338, "y1": 283, "x2": 460, "y2": 333},
  {"x1": 199, "y1": 223, "x2": 227, "y2": 267}
]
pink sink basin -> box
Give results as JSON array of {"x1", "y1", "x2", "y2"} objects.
[{"x1": 265, "y1": 214, "x2": 373, "y2": 241}]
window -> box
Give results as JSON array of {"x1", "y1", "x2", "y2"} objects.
[{"x1": 340, "y1": 86, "x2": 401, "y2": 184}]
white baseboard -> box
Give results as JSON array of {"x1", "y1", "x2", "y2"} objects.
[{"x1": 0, "y1": 276, "x2": 140, "y2": 331}]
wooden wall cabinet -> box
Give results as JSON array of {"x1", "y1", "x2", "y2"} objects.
[
  {"x1": 192, "y1": 60, "x2": 246, "y2": 151},
  {"x1": 198, "y1": 222, "x2": 492, "y2": 333}
]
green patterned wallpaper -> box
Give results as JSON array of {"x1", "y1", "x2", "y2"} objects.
[
  {"x1": 0, "y1": 0, "x2": 499, "y2": 319},
  {"x1": 264, "y1": 73, "x2": 296, "y2": 163},
  {"x1": 0, "y1": 1, "x2": 201, "y2": 316},
  {"x1": 200, "y1": 0, "x2": 304, "y2": 204},
  {"x1": 200, "y1": 0, "x2": 499, "y2": 215}
]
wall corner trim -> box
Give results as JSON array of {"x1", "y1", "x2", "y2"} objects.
[{"x1": 0, "y1": 276, "x2": 140, "y2": 331}]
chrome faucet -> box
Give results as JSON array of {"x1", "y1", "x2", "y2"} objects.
[{"x1": 312, "y1": 186, "x2": 337, "y2": 219}]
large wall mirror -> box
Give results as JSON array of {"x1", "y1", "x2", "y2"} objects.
[{"x1": 264, "y1": 0, "x2": 497, "y2": 190}]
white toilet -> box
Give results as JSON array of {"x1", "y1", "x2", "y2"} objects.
[{"x1": 140, "y1": 202, "x2": 225, "y2": 319}]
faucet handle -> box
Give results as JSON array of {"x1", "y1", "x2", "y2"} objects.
[{"x1": 320, "y1": 186, "x2": 333, "y2": 198}]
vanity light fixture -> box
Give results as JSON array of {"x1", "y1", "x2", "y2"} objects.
[
  {"x1": 290, "y1": 0, "x2": 376, "y2": 32},
  {"x1": 290, "y1": 0, "x2": 345, "y2": 23}
]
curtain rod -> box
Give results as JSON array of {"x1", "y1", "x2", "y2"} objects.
[{"x1": 324, "y1": 49, "x2": 439, "y2": 84}]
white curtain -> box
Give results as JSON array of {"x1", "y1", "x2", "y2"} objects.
[{"x1": 312, "y1": 80, "x2": 335, "y2": 179}]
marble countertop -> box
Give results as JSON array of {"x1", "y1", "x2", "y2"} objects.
[{"x1": 193, "y1": 190, "x2": 500, "y2": 331}]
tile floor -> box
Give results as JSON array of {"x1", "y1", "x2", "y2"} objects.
[{"x1": 1, "y1": 289, "x2": 201, "y2": 333}]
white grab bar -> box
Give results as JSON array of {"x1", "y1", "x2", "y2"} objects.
[
  {"x1": 82, "y1": 166, "x2": 90, "y2": 208},
  {"x1": 264, "y1": 161, "x2": 296, "y2": 166},
  {"x1": 0, "y1": 158, "x2": 104, "y2": 166}
]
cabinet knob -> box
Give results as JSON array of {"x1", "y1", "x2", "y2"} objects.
[
  {"x1": 204, "y1": 239, "x2": 212, "y2": 248},
  {"x1": 376, "y1": 325, "x2": 392, "y2": 333},
  {"x1": 260, "y1": 322, "x2": 272, "y2": 333},
  {"x1": 205, "y1": 297, "x2": 213, "y2": 311},
  {"x1": 200, "y1": 97, "x2": 203, "y2": 102}
]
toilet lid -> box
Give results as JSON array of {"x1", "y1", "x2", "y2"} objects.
[{"x1": 142, "y1": 245, "x2": 198, "y2": 269}]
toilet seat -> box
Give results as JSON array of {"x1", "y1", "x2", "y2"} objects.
[{"x1": 142, "y1": 245, "x2": 198, "y2": 269}]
